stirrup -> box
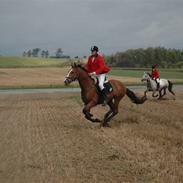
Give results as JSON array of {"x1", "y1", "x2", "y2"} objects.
[
  {"x1": 102, "y1": 101, "x2": 107, "y2": 106},
  {"x1": 102, "y1": 98, "x2": 109, "y2": 106}
]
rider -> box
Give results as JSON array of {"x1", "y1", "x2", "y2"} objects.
[
  {"x1": 151, "y1": 64, "x2": 160, "y2": 89},
  {"x1": 85, "y1": 46, "x2": 110, "y2": 105}
]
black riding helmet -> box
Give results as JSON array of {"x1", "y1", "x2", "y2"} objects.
[
  {"x1": 152, "y1": 64, "x2": 157, "y2": 69},
  {"x1": 91, "y1": 46, "x2": 99, "y2": 52}
]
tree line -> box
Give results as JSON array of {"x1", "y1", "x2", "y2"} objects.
[
  {"x1": 23, "y1": 48, "x2": 70, "y2": 59},
  {"x1": 105, "y1": 47, "x2": 183, "y2": 68}
]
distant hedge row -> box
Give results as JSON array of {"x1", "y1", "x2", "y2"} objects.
[{"x1": 105, "y1": 47, "x2": 183, "y2": 68}]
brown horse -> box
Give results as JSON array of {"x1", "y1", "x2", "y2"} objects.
[{"x1": 64, "y1": 64, "x2": 146, "y2": 127}]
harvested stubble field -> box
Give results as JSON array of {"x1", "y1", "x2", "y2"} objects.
[{"x1": 0, "y1": 90, "x2": 182, "y2": 183}]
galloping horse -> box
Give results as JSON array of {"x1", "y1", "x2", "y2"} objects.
[
  {"x1": 64, "y1": 64, "x2": 146, "y2": 127},
  {"x1": 141, "y1": 72, "x2": 175, "y2": 99}
]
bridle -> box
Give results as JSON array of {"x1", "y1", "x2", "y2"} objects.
[
  {"x1": 64, "y1": 68, "x2": 78, "y2": 84},
  {"x1": 64, "y1": 66, "x2": 96, "y2": 88}
]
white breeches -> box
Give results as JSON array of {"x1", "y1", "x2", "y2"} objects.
[
  {"x1": 153, "y1": 78, "x2": 160, "y2": 82},
  {"x1": 98, "y1": 74, "x2": 106, "y2": 90}
]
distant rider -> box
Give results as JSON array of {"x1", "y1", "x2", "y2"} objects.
[
  {"x1": 85, "y1": 46, "x2": 110, "y2": 105},
  {"x1": 151, "y1": 65, "x2": 160, "y2": 89}
]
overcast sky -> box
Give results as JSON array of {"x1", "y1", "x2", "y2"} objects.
[{"x1": 0, "y1": 0, "x2": 183, "y2": 56}]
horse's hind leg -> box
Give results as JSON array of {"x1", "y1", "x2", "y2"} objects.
[
  {"x1": 102, "y1": 101, "x2": 114, "y2": 127},
  {"x1": 168, "y1": 87, "x2": 175, "y2": 96},
  {"x1": 102, "y1": 109, "x2": 113, "y2": 127},
  {"x1": 103, "y1": 98, "x2": 120, "y2": 127},
  {"x1": 158, "y1": 89, "x2": 163, "y2": 99},
  {"x1": 158, "y1": 87, "x2": 167, "y2": 99},
  {"x1": 170, "y1": 90, "x2": 175, "y2": 96}
]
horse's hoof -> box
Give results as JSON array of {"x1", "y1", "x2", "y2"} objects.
[
  {"x1": 89, "y1": 113, "x2": 93, "y2": 117},
  {"x1": 94, "y1": 118, "x2": 101, "y2": 123},
  {"x1": 99, "y1": 122, "x2": 104, "y2": 128},
  {"x1": 152, "y1": 95, "x2": 158, "y2": 98},
  {"x1": 103, "y1": 123, "x2": 111, "y2": 128}
]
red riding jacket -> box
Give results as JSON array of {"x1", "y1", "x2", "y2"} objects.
[
  {"x1": 152, "y1": 68, "x2": 160, "y2": 79},
  {"x1": 85, "y1": 54, "x2": 110, "y2": 74}
]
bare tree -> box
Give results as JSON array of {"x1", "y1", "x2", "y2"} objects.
[
  {"x1": 45, "y1": 50, "x2": 49, "y2": 58},
  {"x1": 41, "y1": 50, "x2": 45, "y2": 58},
  {"x1": 32, "y1": 48, "x2": 41, "y2": 57},
  {"x1": 55, "y1": 48, "x2": 63, "y2": 58},
  {"x1": 22, "y1": 51, "x2": 27, "y2": 57},
  {"x1": 27, "y1": 50, "x2": 32, "y2": 57}
]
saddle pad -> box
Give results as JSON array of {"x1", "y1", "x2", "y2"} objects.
[
  {"x1": 95, "y1": 81, "x2": 113, "y2": 93},
  {"x1": 104, "y1": 82, "x2": 113, "y2": 93}
]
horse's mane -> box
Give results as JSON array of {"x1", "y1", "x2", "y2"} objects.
[
  {"x1": 72, "y1": 63, "x2": 88, "y2": 73},
  {"x1": 72, "y1": 63, "x2": 95, "y2": 86},
  {"x1": 147, "y1": 72, "x2": 152, "y2": 77},
  {"x1": 77, "y1": 64, "x2": 88, "y2": 73}
]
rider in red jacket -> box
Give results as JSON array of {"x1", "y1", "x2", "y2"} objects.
[
  {"x1": 86, "y1": 53, "x2": 110, "y2": 74},
  {"x1": 85, "y1": 46, "x2": 110, "y2": 75},
  {"x1": 85, "y1": 46, "x2": 110, "y2": 105},
  {"x1": 151, "y1": 65, "x2": 160, "y2": 89}
]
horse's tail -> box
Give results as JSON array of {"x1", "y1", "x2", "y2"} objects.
[
  {"x1": 168, "y1": 80, "x2": 175, "y2": 95},
  {"x1": 126, "y1": 88, "x2": 147, "y2": 104}
]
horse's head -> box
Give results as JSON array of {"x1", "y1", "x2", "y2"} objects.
[
  {"x1": 141, "y1": 72, "x2": 151, "y2": 82},
  {"x1": 64, "y1": 63, "x2": 87, "y2": 85}
]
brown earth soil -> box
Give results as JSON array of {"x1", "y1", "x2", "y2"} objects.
[
  {"x1": 0, "y1": 68, "x2": 76, "y2": 87},
  {"x1": 0, "y1": 67, "x2": 182, "y2": 87},
  {"x1": 0, "y1": 90, "x2": 182, "y2": 183}
]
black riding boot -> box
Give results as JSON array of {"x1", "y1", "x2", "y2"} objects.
[
  {"x1": 101, "y1": 88, "x2": 109, "y2": 106},
  {"x1": 155, "y1": 80, "x2": 160, "y2": 90}
]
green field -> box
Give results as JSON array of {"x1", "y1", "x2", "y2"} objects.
[
  {"x1": 0, "y1": 57, "x2": 182, "y2": 80},
  {"x1": 0, "y1": 57, "x2": 71, "y2": 68},
  {"x1": 110, "y1": 69, "x2": 183, "y2": 79},
  {"x1": 0, "y1": 57, "x2": 182, "y2": 87}
]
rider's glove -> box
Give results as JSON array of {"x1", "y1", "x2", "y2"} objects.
[{"x1": 89, "y1": 72, "x2": 96, "y2": 76}]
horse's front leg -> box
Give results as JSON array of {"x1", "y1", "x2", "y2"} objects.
[
  {"x1": 83, "y1": 101, "x2": 101, "y2": 123},
  {"x1": 144, "y1": 89, "x2": 148, "y2": 98}
]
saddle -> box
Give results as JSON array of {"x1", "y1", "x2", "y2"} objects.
[
  {"x1": 153, "y1": 78, "x2": 160, "y2": 90},
  {"x1": 95, "y1": 78, "x2": 113, "y2": 94},
  {"x1": 95, "y1": 80, "x2": 113, "y2": 104},
  {"x1": 90, "y1": 75, "x2": 113, "y2": 104}
]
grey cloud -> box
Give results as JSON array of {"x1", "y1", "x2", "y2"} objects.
[{"x1": 0, "y1": 0, "x2": 183, "y2": 56}]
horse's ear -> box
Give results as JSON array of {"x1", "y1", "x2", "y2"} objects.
[{"x1": 76, "y1": 60, "x2": 82, "y2": 66}]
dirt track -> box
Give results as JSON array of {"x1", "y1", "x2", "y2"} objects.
[{"x1": 0, "y1": 90, "x2": 182, "y2": 183}]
